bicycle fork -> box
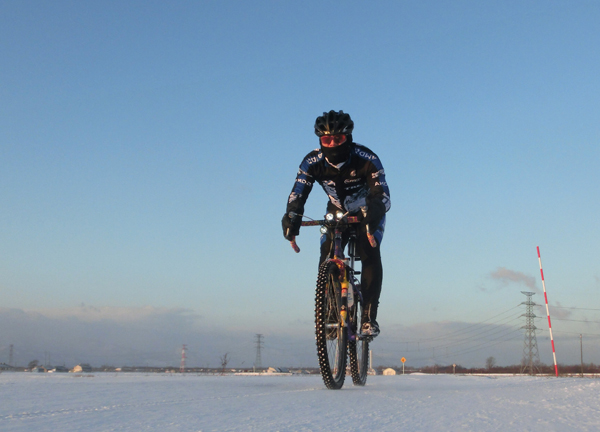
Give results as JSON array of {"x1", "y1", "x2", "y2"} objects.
[
  {"x1": 329, "y1": 258, "x2": 348, "y2": 326},
  {"x1": 330, "y1": 228, "x2": 363, "y2": 342},
  {"x1": 328, "y1": 257, "x2": 362, "y2": 342}
]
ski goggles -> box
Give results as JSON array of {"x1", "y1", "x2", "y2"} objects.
[{"x1": 320, "y1": 134, "x2": 347, "y2": 147}]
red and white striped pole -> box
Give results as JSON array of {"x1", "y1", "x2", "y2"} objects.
[{"x1": 537, "y1": 246, "x2": 558, "y2": 377}]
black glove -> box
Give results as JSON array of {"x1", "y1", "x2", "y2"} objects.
[
  {"x1": 363, "y1": 197, "x2": 386, "y2": 232},
  {"x1": 282, "y1": 213, "x2": 301, "y2": 241}
]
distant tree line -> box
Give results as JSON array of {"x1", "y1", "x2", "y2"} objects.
[{"x1": 384, "y1": 363, "x2": 600, "y2": 375}]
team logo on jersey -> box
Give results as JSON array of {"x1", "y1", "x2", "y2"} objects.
[
  {"x1": 372, "y1": 168, "x2": 385, "y2": 178},
  {"x1": 350, "y1": 170, "x2": 356, "y2": 177},
  {"x1": 355, "y1": 149, "x2": 377, "y2": 161},
  {"x1": 296, "y1": 178, "x2": 312, "y2": 186}
]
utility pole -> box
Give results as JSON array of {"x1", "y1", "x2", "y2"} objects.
[
  {"x1": 254, "y1": 334, "x2": 264, "y2": 372},
  {"x1": 9, "y1": 344, "x2": 14, "y2": 367},
  {"x1": 180, "y1": 344, "x2": 187, "y2": 373},
  {"x1": 520, "y1": 291, "x2": 540, "y2": 375},
  {"x1": 580, "y1": 334, "x2": 584, "y2": 378}
]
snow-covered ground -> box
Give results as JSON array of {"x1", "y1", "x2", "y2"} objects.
[{"x1": 1, "y1": 372, "x2": 599, "y2": 431}]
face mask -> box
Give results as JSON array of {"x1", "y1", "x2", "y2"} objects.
[{"x1": 321, "y1": 141, "x2": 352, "y2": 165}]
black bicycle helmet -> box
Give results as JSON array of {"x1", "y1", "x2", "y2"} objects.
[{"x1": 314, "y1": 110, "x2": 354, "y2": 137}]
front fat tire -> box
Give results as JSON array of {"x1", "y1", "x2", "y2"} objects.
[{"x1": 315, "y1": 261, "x2": 347, "y2": 390}]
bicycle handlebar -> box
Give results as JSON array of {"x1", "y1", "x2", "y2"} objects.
[{"x1": 288, "y1": 212, "x2": 376, "y2": 253}]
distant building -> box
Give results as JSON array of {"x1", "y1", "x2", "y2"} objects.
[
  {"x1": 71, "y1": 364, "x2": 92, "y2": 373},
  {"x1": 266, "y1": 367, "x2": 290, "y2": 374},
  {"x1": 0, "y1": 363, "x2": 15, "y2": 371},
  {"x1": 49, "y1": 366, "x2": 69, "y2": 373},
  {"x1": 383, "y1": 368, "x2": 397, "y2": 376}
]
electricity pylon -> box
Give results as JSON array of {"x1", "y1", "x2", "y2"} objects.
[
  {"x1": 254, "y1": 334, "x2": 264, "y2": 371},
  {"x1": 520, "y1": 291, "x2": 540, "y2": 375}
]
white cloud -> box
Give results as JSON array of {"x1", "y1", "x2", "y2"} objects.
[
  {"x1": 489, "y1": 267, "x2": 539, "y2": 293},
  {"x1": 35, "y1": 304, "x2": 200, "y2": 323}
]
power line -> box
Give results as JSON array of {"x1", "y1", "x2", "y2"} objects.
[
  {"x1": 387, "y1": 298, "x2": 600, "y2": 367},
  {"x1": 400, "y1": 316, "x2": 523, "y2": 354},
  {"x1": 396, "y1": 322, "x2": 522, "y2": 360},
  {"x1": 553, "y1": 318, "x2": 600, "y2": 324},
  {"x1": 553, "y1": 330, "x2": 600, "y2": 338},
  {"x1": 407, "y1": 327, "x2": 522, "y2": 363},
  {"x1": 442, "y1": 319, "x2": 522, "y2": 350},
  {"x1": 551, "y1": 306, "x2": 600, "y2": 312},
  {"x1": 397, "y1": 303, "x2": 600, "y2": 362},
  {"x1": 396, "y1": 304, "x2": 522, "y2": 344},
  {"x1": 442, "y1": 330, "x2": 523, "y2": 361}
]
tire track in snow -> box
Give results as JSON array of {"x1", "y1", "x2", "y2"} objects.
[{"x1": 0, "y1": 386, "x2": 322, "y2": 422}]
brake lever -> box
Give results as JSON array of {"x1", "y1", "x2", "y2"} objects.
[
  {"x1": 360, "y1": 206, "x2": 378, "y2": 248},
  {"x1": 288, "y1": 212, "x2": 301, "y2": 253},
  {"x1": 290, "y1": 237, "x2": 300, "y2": 253}
]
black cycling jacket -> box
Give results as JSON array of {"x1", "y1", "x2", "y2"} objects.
[{"x1": 286, "y1": 143, "x2": 391, "y2": 216}]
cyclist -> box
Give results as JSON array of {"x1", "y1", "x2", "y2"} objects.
[{"x1": 282, "y1": 110, "x2": 391, "y2": 337}]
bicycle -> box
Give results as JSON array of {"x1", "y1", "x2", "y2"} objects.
[{"x1": 288, "y1": 208, "x2": 376, "y2": 389}]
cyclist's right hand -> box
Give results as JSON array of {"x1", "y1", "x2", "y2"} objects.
[{"x1": 281, "y1": 212, "x2": 301, "y2": 241}]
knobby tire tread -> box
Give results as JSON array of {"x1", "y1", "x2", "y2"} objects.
[
  {"x1": 348, "y1": 338, "x2": 369, "y2": 386},
  {"x1": 315, "y1": 261, "x2": 347, "y2": 389},
  {"x1": 348, "y1": 283, "x2": 369, "y2": 386}
]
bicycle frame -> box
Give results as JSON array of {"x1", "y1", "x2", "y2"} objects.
[{"x1": 290, "y1": 212, "x2": 364, "y2": 341}]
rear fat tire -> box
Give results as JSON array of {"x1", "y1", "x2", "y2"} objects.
[
  {"x1": 348, "y1": 284, "x2": 369, "y2": 386},
  {"x1": 348, "y1": 338, "x2": 369, "y2": 386},
  {"x1": 315, "y1": 261, "x2": 347, "y2": 389}
]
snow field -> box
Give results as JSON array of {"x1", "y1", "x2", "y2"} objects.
[{"x1": 1, "y1": 372, "x2": 599, "y2": 431}]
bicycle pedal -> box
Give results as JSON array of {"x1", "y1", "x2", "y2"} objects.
[{"x1": 358, "y1": 333, "x2": 375, "y2": 342}]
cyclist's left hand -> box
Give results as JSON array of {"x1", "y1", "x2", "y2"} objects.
[
  {"x1": 282, "y1": 212, "x2": 301, "y2": 241},
  {"x1": 363, "y1": 197, "x2": 386, "y2": 232}
]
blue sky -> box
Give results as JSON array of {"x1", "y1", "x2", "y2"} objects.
[{"x1": 1, "y1": 1, "x2": 599, "y2": 369}]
